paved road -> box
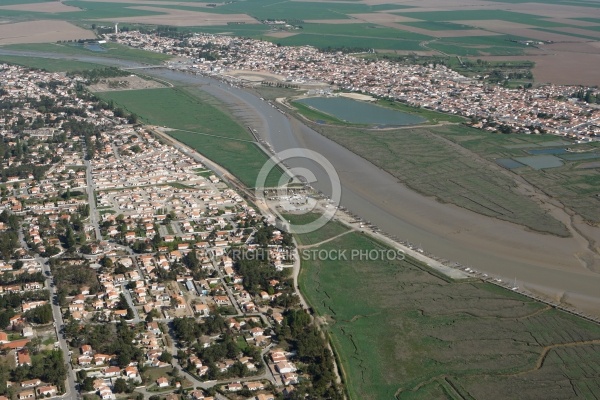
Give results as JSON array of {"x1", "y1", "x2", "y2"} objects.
[
  {"x1": 121, "y1": 283, "x2": 141, "y2": 323},
  {"x1": 17, "y1": 231, "x2": 79, "y2": 398},
  {"x1": 84, "y1": 160, "x2": 102, "y2": 241}
]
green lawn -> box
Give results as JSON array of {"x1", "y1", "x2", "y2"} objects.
[
  {"x1": 98, "y1": 87, "x2": 282, "y2": 187},
  {"x1": 299, "y1": 230, "x2": 600, "y2": 399}
]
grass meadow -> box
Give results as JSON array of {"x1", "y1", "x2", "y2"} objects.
[
  {"x1": 297, "y1": 223, "x2": 600, "y2": 399},
  {"x1": 282, "y1": 213, "x2": 351, "y2": 246}
]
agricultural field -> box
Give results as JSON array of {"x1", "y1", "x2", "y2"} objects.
[
  {"x1": 0, "y1": 19, "x2": 95, "y2": 45},
  {"x1": 297, "y1": 222, "x2": 600, "y2": 399},
  {"x1": 1, "y1": 0, "x2": 599, "y2": 84},
  {"x1": 96, "y1": 87, "x2": 282, "y2": 187},
  {"x1": 267, "y1": 33, "x2": 424, "y2": 52},
  {"x1": 435, "y1": 125, "x2": 600, "y2": 224}
]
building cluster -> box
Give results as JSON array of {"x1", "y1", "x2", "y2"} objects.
[
  {"x1": 0, "y1": 63, "x2": 306, "y2": 400},
  {"x1": 114, "y1": 31, "x2": 600, "y2": 140}
]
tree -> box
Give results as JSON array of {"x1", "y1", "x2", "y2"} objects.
[
  {"x1": 81, "y1": 377, "x2": 94, "y2": 391},
  {"x1": 116, "y1": 350, "x2": 132, "y2": 368},
  {"x1": 113, "y1": 378, "x2": 127, "y2": 393},
  {"x1": 24, "y1": 304, "x2": 53, "y2": 324},
  {"x1": 158, "y1": 351, "x2": 172, "y2": 363}
]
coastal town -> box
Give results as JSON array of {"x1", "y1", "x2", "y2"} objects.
[
  {"x1": 113, "y1": 30, "x2": 600, "y2": 141},
  {"x1": 1, "y1": 24, "x2": 600, "y2": 400},
  {"x1": 0, "y1": 63, "x2": 340, "y2": 400}
]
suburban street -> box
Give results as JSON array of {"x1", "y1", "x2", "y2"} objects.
[
  {"x1": 17, "y1": 231, "x2": 79, "y2": 399},
  {"x1": 121, "y1": 283, "x2": 141, "y2": 323},
  {"x1": 85, "y1": 159, "x2": 102, "y2": 241}
]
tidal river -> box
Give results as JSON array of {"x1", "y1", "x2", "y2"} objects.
[
  {"x1": 2, "y1": 48, "x2": 599, "y2": 314},
  {"x1": 132, "y1": 68, "x2": 600, "y2": 317}
]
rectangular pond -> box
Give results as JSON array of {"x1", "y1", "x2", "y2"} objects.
[
  {"x1": 560, "y1": 153, "x2": 600, "y2": 161},
  {"x1": 527, "y1": 148, "x2": 567, "y2": 155},
  {"x1": 496, "y1": 158, "x2": 525, "y2": 169},
  {"x1": 296, "y1": 96, "x2": 426, "y2": 126},
  {"x1": 514, "y1": 155, "x2": 564, "y2": 170}
]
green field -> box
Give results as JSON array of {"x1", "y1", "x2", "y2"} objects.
[
  {"x1": 297, "y1": 23, "x2": 431, "y2": 41},
  {"x1": 0, "y1": 54, "x2": 107, "y2": 72},
  {"x1": 0, "y1": 0, "x2": 595, "y2": 63},
  {"x1": 298, "y1": 225, "x2": 600, "y2": 399},
  {"x1": 97, "y1": 87, "x2": 282, "y2": 187},
  {"x1": 283, "y1": 213, "x2": 351, "y2": 246},
  {"x1": 394, "y1": 9, "x2": 577, "y2": 27},
  {"x1": 402, "y1": 21, "x2": 477, "y2": 31},
  {"x1": 0, "y1": 1, "x2": 163, "y2": 21},
  {"x1": 216, "y1": 1, "x2": 405, "y2": 20},
  {"x1": 303, "y1": 122, "x2": 570, "y2": 236},
  {"x1": 267, "y1": 34, "x2": 423, "y2": 51},
  {"x1": 3, "y1": 42, "x2": 170, "y2": 65}
]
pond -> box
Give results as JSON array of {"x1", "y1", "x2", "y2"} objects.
[
  {"x1": 527, "y1": 148, "x2": 567, "y2": 155},
  {"x1": 496, "y1": 158, "x2": 525, "y2": 169},
  {"x1": 296, "y1": 97, "x2": 426, "y2": 126},
  {"x1": 514, "y1": 155, "x2": 564, "y2": 170}
]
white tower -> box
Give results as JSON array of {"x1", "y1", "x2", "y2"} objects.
[{"x1": 114, "y1": 23, "x2": 118, "y2": 34}]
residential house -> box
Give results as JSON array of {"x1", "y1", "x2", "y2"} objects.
[
  {"x1": 36, "y1": 385, "x2": 57, "y2": 397},
  {"x1": 17, "y1": 351, "x2": 31, "y2": 366},
  {"x1": 20, "y1": 379, "x2": 41, "y2": 388},
  {"x1": 156, "y1": 377, "x2": 169, "y2": 388},
  {"x1": 17, "y1": 390, "x2": 34, "y2": 399},
  {"x1": 225, "y1": 382, "x2": 242, "y2": 392}
]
